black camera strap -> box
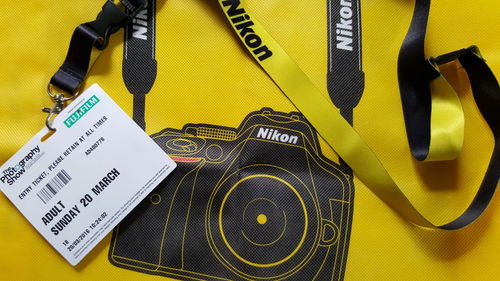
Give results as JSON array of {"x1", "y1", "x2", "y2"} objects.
[
  {"x1": 396, "y1": 0, "x2": 500, "y2": 229},
  {"x1": 123, "y1": 0, "x2": 158, "y2": 130},
  {"x1": 327, "y1": 0, "x2": 364, "y2": 124}
]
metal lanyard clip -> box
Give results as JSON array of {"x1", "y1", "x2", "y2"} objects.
[{"x1": 42, "y1": 84, "x2": 77, "y2": 131}]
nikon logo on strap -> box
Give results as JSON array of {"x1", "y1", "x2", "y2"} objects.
[
  {"x1": 336, "y1": 0, "x2": 353, "y2": 51},
  {"x1": 222, "y1": 0, "x2": 273, "y2": 61},
  {"x1": 132, "y1": 3, "x2": 149, "y2": 40}
]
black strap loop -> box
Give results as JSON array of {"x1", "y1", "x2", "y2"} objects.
[
  {"x1": 50, "y1": 24, "x2": 101, "y2": 94},
  {"x1": 398, "y1": 0, "x2": 500, "y2": 229},
  {"x1": 50, "y1": 0, "x2": 145, "y2": 95},
  {"x1": 397, "y1": 0, "x2": 436, "y2": 161},
  {"x1": 440, "y1": 50, "x2": 500, "y2": 229}
]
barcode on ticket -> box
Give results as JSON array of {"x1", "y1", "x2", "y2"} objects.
[{"x1": 37, "y1": 170, "x2": 72, "y2": 204}]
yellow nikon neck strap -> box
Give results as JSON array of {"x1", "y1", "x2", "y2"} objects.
[
  {"x1": 216, "y1": 0, "x2": 500, "y2": 230},
  {"x1": 50, "y1": 0, "x2": 500, "y2": 230}
]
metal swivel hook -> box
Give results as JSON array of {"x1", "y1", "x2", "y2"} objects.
[
  {"x1": 42, "y1": 84, "x2": 79, "y2": 131},
  {"x1": 42, "y1": 94, "x2": 65, "y2": 131}
]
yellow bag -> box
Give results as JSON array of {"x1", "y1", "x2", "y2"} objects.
[{"x1": 0, "y1": 0, "x2": 499, "y2": 280}]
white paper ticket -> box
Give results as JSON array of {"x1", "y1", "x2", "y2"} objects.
[{"x1": 0, "y1": 84, "x2": 176, "y2": 265}]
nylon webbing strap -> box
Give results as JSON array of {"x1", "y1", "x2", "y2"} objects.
[
  {"x1": 215, "y1": 0, "x2": 500, "y2": 229},
  {"x1": 50, "y1": 0, "x2": 144, "y2": 94},
  {"x1": 398, "y1": 0, "x2": 465, "y2": 162},
  {"x1": 51, "y1": 0, "x2": 500, "y2": 229}
]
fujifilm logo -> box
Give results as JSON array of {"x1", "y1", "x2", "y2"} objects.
[
  {"x1": 132, "y1": 3, "x2": 149, "y2": 40},
  {"x1": 222, "y1": 0, "x2": 273, "y2": 61},
  {"x1": 64, "y1": 95, "x2": 100, "y2": 128},
  {"x1": 256, "y1": 128, "x2": 299, "y2": 145},
  {"x1": 1, "y1": 145, "x2": 41, "y2": 186},
  {"x1": 336, "y1": 0, "x2": 353, "y2": 51}
]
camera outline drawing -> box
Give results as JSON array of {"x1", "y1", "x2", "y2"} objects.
[{"x1": 109, "y1": 108, "x2": 353, "y2": 281}]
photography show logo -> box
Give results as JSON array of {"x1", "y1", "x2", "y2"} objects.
[{"x1": 1, "y1": 145, "x2": 41, "y2": 186}]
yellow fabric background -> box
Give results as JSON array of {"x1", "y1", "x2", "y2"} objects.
[{"x1": 0, "y1": 0, "x2": 498, "y2": 280}]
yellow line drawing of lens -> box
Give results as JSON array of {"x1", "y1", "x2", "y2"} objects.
[{"x1": 218, "y1": 174, "x2": 308, "y2": 268}]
